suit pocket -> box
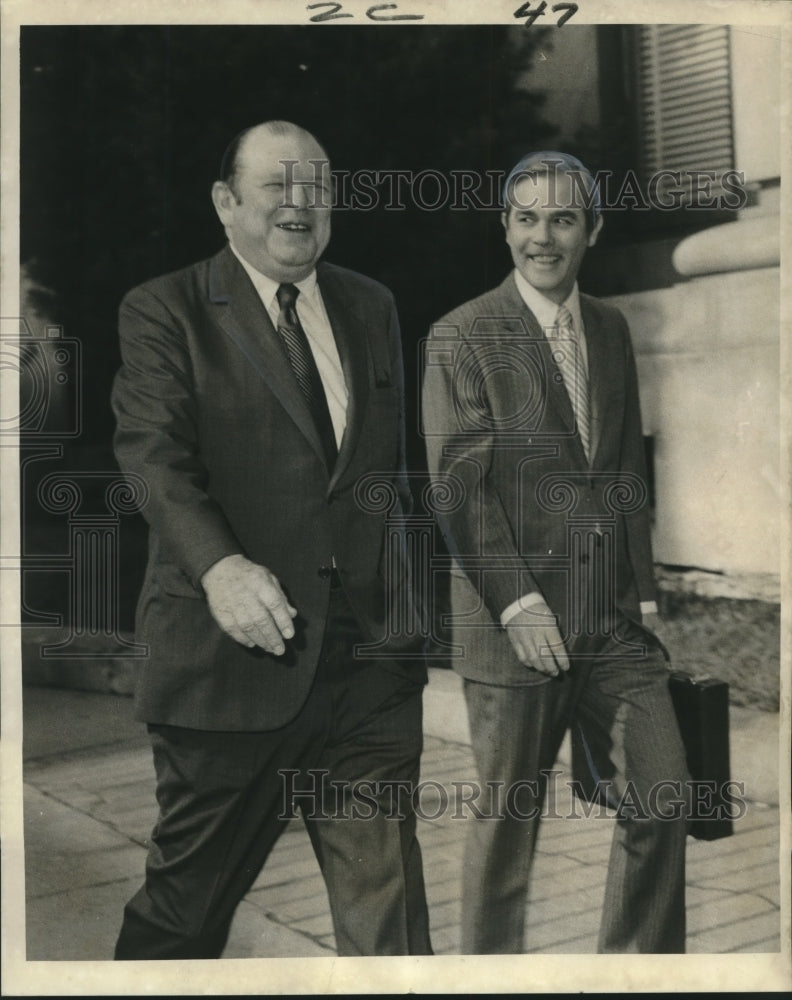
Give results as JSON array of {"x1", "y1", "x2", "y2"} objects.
[
  {"x1": 619, "y1": 612, "x2": 671, "y2": 662},
  {"x1": 369, "y1": 384, "x2": 399, "y2": 403},
  {"x1": 644, "y1": 625, "x2": 672, "y2": 663},
  {"x1": 364, "y1": 386, "x2": 400, "y2": 458}
]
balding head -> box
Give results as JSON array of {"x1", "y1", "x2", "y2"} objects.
[
  {"x1": 502, "y1": 151, "x2": 600, "y2": 233},
  {"x1": 220, "y1": 121, "x2": 329, "y2": 200},
  {"x1": 211, "y1": 121, "x2": 332, "y2": 282}
]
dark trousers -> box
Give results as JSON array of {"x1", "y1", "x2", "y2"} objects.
[
  {"x1": 115, "y1": 585, "x2": 432, "y2": 959},
  {"x1": 461, "y1": 618, "x2": 690, "y2": 954}
]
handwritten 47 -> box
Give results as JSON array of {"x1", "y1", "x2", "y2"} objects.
[{"x1": 514, "y1": 2, "x2": 579, "y2": 27}]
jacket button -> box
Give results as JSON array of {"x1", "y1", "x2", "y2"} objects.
[{"x1": 318, "y1": 566, "x2": 332, "y2": 578}]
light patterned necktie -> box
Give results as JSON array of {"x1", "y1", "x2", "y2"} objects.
[
  {"x1": 276, "y1": 283, "x2": 338, "y2": 469},
  {"x1": 552, "y1": 304, "x2": 591, "y2": 461}
]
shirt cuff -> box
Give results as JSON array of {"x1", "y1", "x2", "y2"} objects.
[
  {"x1": 500, "y1": 592, "x2": 547, "y2": 626},
  {"x1": 640, "y1": 600, "x2": 658, "y2": 616}
]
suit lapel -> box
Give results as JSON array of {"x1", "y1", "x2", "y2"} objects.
[
  {"x1": 317, "y1": 263, "x2": 370, "y2": 492},
  {"x1": 581, "y1": 295, "x2": 623, "y2": 468},
  {"x1": 498, "y1": 274, "x2": 579, "y2": 441},
  {"x1": 208, "y1": 247, "x2": 327, "y2": 466}
]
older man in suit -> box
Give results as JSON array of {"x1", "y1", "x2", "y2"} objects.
[
  {"x1": 422, "y1": 152, "x2": 690, "y2": 953},
  {"x1": 112, "y1": 120, "x2": 431, "y2": 959}
]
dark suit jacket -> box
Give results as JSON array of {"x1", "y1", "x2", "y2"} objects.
[
  {"x1": 112, "y1": 246, "x2": 424, "y2": 731},
  {"x1": 422, "y1": 272, "x2": 657, "y2": 685}
]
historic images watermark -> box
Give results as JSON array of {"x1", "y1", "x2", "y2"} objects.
[
  {"x1": 2, "y1": 316, "x2": 148, "y2": 654},
  {"x1": 279, "y1": 768, "x2": 747, "y2": 824},
  {"x1": 275, "y1": 159, "x2": 748, "y2": 212}
]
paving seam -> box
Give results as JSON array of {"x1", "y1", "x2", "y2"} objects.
[
  {"x1": 23, "y1": 781, "x2": 150, "y2": 849},
  {"x1": 262, "y1": 910, "x2": 335, "y2": 953},
  {"x1": 25, "y1": 874, "x2": 135, "y2": 899},
  {"x1": 23, "y1": 740, "x2": 150, "y2": 769}
]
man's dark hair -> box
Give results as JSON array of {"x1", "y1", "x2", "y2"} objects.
[{"x1": 219, "y1": 128, "x2": 251, "y2": 198}]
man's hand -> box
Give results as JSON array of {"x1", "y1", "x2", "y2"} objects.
[
  {"x1": 505, "y1": 602, "x2": 569, "y2": 677},
  {"x1": 201, "y1": 554, "x2": 297, "y2": 654}
]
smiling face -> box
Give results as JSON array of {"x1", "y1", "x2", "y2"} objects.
[
  {"x1": 502, "y1": 170, "x2": 603, "y2": 304},
  {"x1": 211, "y1": 126, "x2": 332, "y2": 283}
]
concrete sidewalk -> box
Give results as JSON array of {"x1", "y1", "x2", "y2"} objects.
[{"x1": 20, "y1": 669, "x2": 782, "y2": 962}]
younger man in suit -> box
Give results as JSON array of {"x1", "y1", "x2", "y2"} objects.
[
  {"x1": 422, "y1": 152, "x2": 690, "y2": 953},
  {"x1": 112, "y1": 121, "x2": 431, "y2": 958}
]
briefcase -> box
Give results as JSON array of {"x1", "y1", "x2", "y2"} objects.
[{"x1": 668, "y1": 670, "x2": 734, "y2": 840}]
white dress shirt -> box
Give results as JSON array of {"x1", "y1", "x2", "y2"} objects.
[
  {"x1": 229, "y1": 243, "x2": 348, "y2": 449},
  {"x1": 500, "y1": 271, "x2": 656, "y2": 625},
  {"x1": 513, "y1": 269, "x2": 587, "y2": 372}
]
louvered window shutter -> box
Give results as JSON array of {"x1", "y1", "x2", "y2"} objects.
[{"x1": 636, "y1": 24, "x2": 735, "y2": 198}]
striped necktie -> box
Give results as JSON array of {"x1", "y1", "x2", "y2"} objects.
[
  {"x1": 552, "y1": 304, "x2": 591, "y2": 461},
  {"x1": 276, "y1": 283, "x2": 338, "y2": 469}
]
